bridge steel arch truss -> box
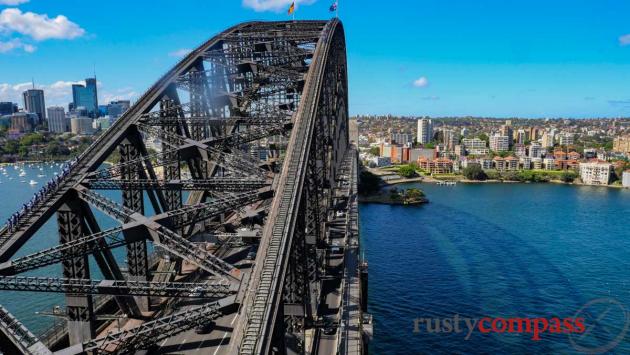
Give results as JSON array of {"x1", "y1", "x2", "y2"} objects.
[{"x1": 0, "y1": 19, "x2": 356, "y2": 355}]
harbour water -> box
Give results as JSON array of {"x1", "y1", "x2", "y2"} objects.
[
  {"x1": 361, "y1": 182, "x2": 630, "y2": 354},
  {"x1": 0, "y1": 162, "x2": 125, "y2": 335},
  {"x1": 1, "y1": 165, "x2": 629, "y2": 354}
]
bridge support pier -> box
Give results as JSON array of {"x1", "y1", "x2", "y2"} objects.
[
  {"x1": 119, "y1": 139, "x2": 149, "y2": 312},
  {"x1": 58, "y1": 201, "x2": 95, "y2": 345}
]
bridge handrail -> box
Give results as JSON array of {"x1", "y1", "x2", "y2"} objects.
[{"x1": 0, "y1": 304, "x2": 41, "y2": 351}]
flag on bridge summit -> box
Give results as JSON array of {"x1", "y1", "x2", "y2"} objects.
[
  {"x1": 329, "y1": 1, "x2": 338, "y2": 12},
  {"x1": 288, "y1": 1, "x2": 295, "y2": 15}
]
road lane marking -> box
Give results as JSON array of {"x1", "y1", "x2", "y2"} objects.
[{"x1": 212, "y1": 314, "x2": 238, "y2": 355}]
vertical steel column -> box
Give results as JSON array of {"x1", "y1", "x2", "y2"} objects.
[
  {"x1": 305, "y1": 141, "x2": 324, "y2": 320},
  {"x1": 271, "y1": 305, "x2": 287, "y2": 355},
  {"x1": 190, "y1": 64, "x2": 209, "y2": 179},
  {"x1": 160, "y1": 98, "x2": 182, "y2": 212},
  {"x1": 189, "y1": 65, "x2": 208, "y2": 141},
  {"x1": 119, "y1": 138, "x2": 149, "y2": 312},
  {"x1": 282, "y1": 198, "x2": 309, "y2": 355},
  {"x1": 58, "y1": 201, "x2": 95, "y2": 345}
]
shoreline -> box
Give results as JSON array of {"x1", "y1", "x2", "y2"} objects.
[
  {"x1": 370, "y1": 169, "x2": 628, "y2": 190},
  {"x1": 385, "y1": 176, "x2": 628, "y2": 189},
  {"x1": 359, "y1": 193, "x2": 428, "y2": 205}
]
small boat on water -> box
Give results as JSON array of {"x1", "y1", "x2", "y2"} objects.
[
  {"x1": 19, "y1": 171, "x2": 26, "y2": 177},
  {"x1": 29, "y1": 180, "x2": 38, "y2": 185},
  {"x1": 37, "y1": 174, "x2": 45, "y2": 178}
]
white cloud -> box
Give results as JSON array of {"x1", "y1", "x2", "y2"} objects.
[
  {"x1": 169, "y1": 48, "x2": 191, "y2": 58},
  {"x1": 0, "y1": 80, "x2": 137, "y2": 108},
  {"x1": 619, "y1": 34, "x2": 630, "y2": 46},
  {"x1": 101, "y1": 87, "x2": 138, "y2": 104},
  {"x1": 0, "y1": 82, "x2": 33, "y2": 103},
  {"x1": 413, "y1": 76, "x2": 429, "y2": 88},
  {"x1": 242, "y1": 0, "x2": 316, "y2": 12},
  {"x1": 0, "y1": 37, "x2": 34, "y2": 52},
  {"x1": 0, "y1": 0, "x2": 29, "y2": 5},
  {"x1": 47, "y1": 80, "x2": 83, "y2": 90},
  {"x1": 0, "y1": 8, "x2": 85, "y2": 41}
]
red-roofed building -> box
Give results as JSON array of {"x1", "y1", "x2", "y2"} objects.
[
  {"x1": 493, "y1": 156, "x2": 506, "y2": 171},
  {"x1": 504, "y1": 156, "x2": 519, "y2": 170}
]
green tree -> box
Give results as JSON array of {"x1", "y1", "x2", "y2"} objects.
[
  {"x1": 485, "y1": 169, "x2": 500, "y2": 180},
  {"x1": 462, "y1": 164, "x2": 487, "y2": 180},
  {"x1": 4, "y1": 140, "x2": 18, "y2": 154},
  {"x1": 369, "y1": 146, "x2": 380, "y2": 156},
  {"x1": 389, "y1": 187, "x2": 401, "y2": 201},
  {"x1": 45, "y1": 141, "x2": 61, "y2": 156},
  {"x1": 19, "y1": 133, "x2": 44, "y2": 146},
  {"x1": 503, "y1": 171, "x2": 521, "y2": 181},
  {"x1": 560, "y1": 171, "x2": 577, "y2": 183},
  {"x1": 398, "y1": 165, "x2": 416, "y2": 178},
  {"x1": 18, "y1": 146, "x2": 28, "y2": 158},
  {"x1": 404, "y1": 188, "x2": 425, "y2": 201},
  {"x1": 358, "y1": 170, "x2": 382, "y2": 195}
]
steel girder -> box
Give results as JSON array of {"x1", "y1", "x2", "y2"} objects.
[
  {"x1": 0, "y1": 227, "x2": 127, "y2": 276},
  {"x1": 119, "y1": 138, "x2": 150, "y2": 313},
  {"x1": 57, "y1": 201, "x2": 97, "y2": 345},
  {"x1": 0, "y1": 276, "x2": 234, "y2": 299},
  {"x1": 151, "y1": 226, "x2": 242, "y2": 282},
  {"x1": 136, "y1": 121, "x2": 290, "y2": 154},
  {"x1": 57, "y1": 297, "x2": 235, "y2": 355},
  {"x1": 159, "y1": 97, "x2": 184, "y2": 214},
  {"x1": 0, "y1": 305, "x2": 51, "y2": 355},
  {"x1": 78, "y1": 188, "x2": 269, "y2": 231},
  {"x1": 76, "y1": 189, "x2": 253, "y2": 281},
  {"x1": 83, "y1": 177, "x2": 269, "y2": 191}
]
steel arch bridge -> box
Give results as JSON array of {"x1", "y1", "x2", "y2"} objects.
[{"x1": 0, "y1": 19, "x2": 365, "y2": 355}]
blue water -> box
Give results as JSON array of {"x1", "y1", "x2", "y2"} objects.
[
  {"x1": 0, "y1": 163, "x2": 134, "y2": 334},
  {"x1": 362, "y1": 182, "x2": 630, "y2": 354}
]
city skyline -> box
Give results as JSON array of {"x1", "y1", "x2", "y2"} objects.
[{"x1": 4, "y1": 1, "x2": 630, "y2": 117}]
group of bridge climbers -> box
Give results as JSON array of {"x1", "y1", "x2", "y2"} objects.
[{"x1": 4, "y1": 158, "x2": 79, "y2": 233}]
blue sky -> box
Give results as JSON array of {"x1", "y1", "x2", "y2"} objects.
[{"x1": 2, "y1": 0, "x2": 630, "y2": 118}]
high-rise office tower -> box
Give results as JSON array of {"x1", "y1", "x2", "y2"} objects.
[
  {"x1": 47, "y1": 106, "x2": 68, "y2": 133},
  {"x1": 23, "y1": 89, "x2": 46, "y2": 123},
  {"x1": 72, "y1": 77, "x2": 98, "y2": 118},
  {"x1": 443, "y1": 129, "x2": 458, "y2": 150},
  {"x1": 417, "y1": 118, "x2": 433, "y2": 145},
  {"x1": 107, "y1": 100, "x2": 131, "y2": 118},
  {"x1": 0, "y1": 102, "x2": 18, "y2": 116},
  {"x1": 499, "y1": 120, "x2": 513, "y2": 148}
]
